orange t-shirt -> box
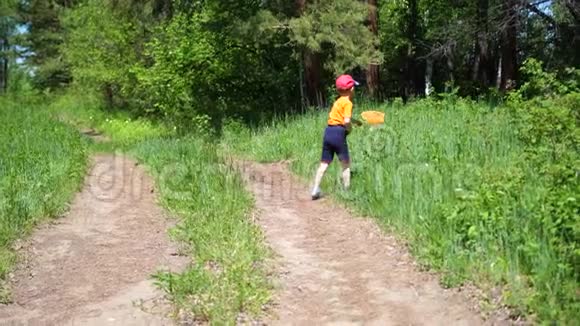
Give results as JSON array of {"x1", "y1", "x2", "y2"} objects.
[{"x1": 327, "y1": 96, "x2": 353, "y2": 126}]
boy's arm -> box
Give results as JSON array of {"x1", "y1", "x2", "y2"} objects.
[
  {"x1": 343, "y1": 103, "x2": 362, "y2": 128},
  {"x1": 343, "y1": 102, "x2": 353, "y2": 127},
  {"x1": 344, "y1": 102, "x2": 355, "y2": 134}
]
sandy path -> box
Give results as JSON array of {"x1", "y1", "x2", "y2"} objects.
[
  {"x1": 0, "y1": 154, "x2": 187, "y2": 326},
  {"x1": 241, "y1": 161, "x2": 493, "y2": 326}
]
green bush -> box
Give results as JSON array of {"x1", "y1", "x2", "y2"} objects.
[
  {"x1": 132, "y1": 9, "x2": 299, "y2": 133},
  {"x1": 512, "y1": 58, "x2": 580, "y2": 100},
  {"x1": 61, "y1": 0, "x2": 137, "y2": 108},
  {"x1": 504, "y1": 81, "x2": 578, "y2": 320}
]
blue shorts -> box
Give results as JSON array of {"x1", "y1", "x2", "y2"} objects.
[{"x1": 321, "y1": 125, "x2": 350, "y2": 163}]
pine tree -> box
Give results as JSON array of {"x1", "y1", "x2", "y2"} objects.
[
  {"x1": 295, "y1": 0, "x2": 325, "y2": 107},
  {"x1": 0, "y1": 0, "x2": 18, "y2": 93},
  {"x1": 18, "y1": 0, "x2": 78, "y2": 90},
  {"x1": 289, "y1": 0, "x2": 382, "y2": 106}
]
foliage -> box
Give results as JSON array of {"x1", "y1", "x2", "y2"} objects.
[
  {"x1": 501, "y1": 63, "x2": 579, "y2": 320},
  {"x1": 0, "y1": 97, "x2": 88, "y2": 302},
  {"x1": 287, "y1": 0, "x2": 383, "y2": 74},
  {"x1": 61, "y1": 0, "x2": 137, "y2": 106},
  {"x1": 510, "y1": 58, "x2": 580, "y2": 100},
  {"x1": 132, "y1": 3, "x2": 300, "y2": 131},
  {"x1": 132, "y1": 12, "x2": 226, "y2": 127},
  {"x1": 18, "y1": 0, "x2": 77, "y2": 90},
  {"x1": 6, "y1": 64, "x2": 34, "y2": 95},
  {"x1": 0, "y1": 0, "x2": 18, "y2": 42},
  {"x1": 11, "y1": 0, "x2": 580, "y2": 101}
]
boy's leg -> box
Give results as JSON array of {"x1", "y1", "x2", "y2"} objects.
[
  {"x1": 312, "y1": 139, "x2": 333, "y2": 199},
  {"x1": 311, "y1": 162, "x2": 329, "y2": 198},
  {"x1": 338, "y1": 140, "x2": 351, "y2": 190},
  {"x1": 340, "y1": 160, "x2": 351, "y2": 190}
]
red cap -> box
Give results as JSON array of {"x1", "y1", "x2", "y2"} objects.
[{"x1": 335, "y1": 74, "x2": 360, "y2": 90}]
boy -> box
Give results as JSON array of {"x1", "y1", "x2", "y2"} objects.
[{"x1": 311, "y1": 74, "x2": 360, "y2": 200}]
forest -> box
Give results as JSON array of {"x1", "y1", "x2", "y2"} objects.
[
  {"x1": 0, "y1": 0, "x2": 578, "y2": 324},
  {"x1": 0, "y1": 0, "x2": 578, "y2": 121}
]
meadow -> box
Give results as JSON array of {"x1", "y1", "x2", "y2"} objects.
[
  {"x1": 0, "y1": 97, "x2": 88, "y2": 301},
  {"x1": 224, "y1": 94, "x2": 579, "y2": 323}
]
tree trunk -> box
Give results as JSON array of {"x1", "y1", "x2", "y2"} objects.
[
  {"x1": 472, "y1": 0, "x2": 490, "y2": 88},
  {"x1": 2, "y1": 54, "x2": 6, "y2": 94},
  {"x1": 496, "y1": 53, "x2": 502, "y2": 89},
  {"x1": 425, "y1": 57, "x2": 433, "y2": 96},
  {"x1": 446, "y1": 47, "x2": 454, "y2": 90},
  {"x1": 500, "y1": 0, "x2": 518, "y2": 91},
  {"x1": 0, "y1": 62, "x2": 4, "y2": 93},
  {"x1": 296, "y1": 0, "x2": 325, "y2": 107},
  {"x1": 403, "y1": 0, "x2": 420, "y2": 97},
  {"x1": 564, "y1": 0, "x2": 580, "y2": 63},
  {"x1": 303, "y1": 50, "x2": 325, "y2": 107},
  {"x1": 103, "y1": 83, "x2": 114, "y2": 109},
  {"x1": 365, "y1": 0, "x2": 380, "y2": 98},
  {"x1": 0, "y1": 37, "x2": 7, "y2": 94}
]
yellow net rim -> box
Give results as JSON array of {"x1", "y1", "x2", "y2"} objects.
[{"x1": 361, "y1": 111, "x2": 385, "y2": 125}]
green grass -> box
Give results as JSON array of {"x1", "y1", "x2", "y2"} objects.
[
  {"x1": 50, "y1": 93, "x2": 172, "y2": 150},
  {"x1": 50, "y1": 93, "x2": 271, "y2": 324},
  {"x1": 0, "y1": 97, "x2": 89, "y2": 301},
  {"x1": 224, "y1": 97, "x2": 579, "y2": 323},
  {"x1": 132, "y1": 138, "x2": 270, "y2": 323}
]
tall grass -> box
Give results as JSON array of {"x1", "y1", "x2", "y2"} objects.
[
  {"x1": 225, "y1": 97, "x2": 578, "y2": 323},
  {"x1": 0, "y1": 97, "x2": 88, "y2": 301}
]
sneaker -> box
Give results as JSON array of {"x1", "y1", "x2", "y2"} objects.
[{"x1": 311, "y1": 188, "x2": 321, "y2": 200}]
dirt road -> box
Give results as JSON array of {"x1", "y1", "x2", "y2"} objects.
[
  {"x1": 242, "y1": 161, "x2": 490, "y2": 325},
  {"x1": 1, "y1": 152, "x2": 497, "y2": 325},
  {"x1": 0, "y1": 154, "x2": 186, "y2": 326}
]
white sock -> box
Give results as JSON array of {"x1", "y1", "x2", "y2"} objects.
[
  {"x1": 312, "y1": 163, "x2": 328, "y2": 195},
  {"x1": 342, "y1": 167, "x2": 351, "y2": 190}
]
